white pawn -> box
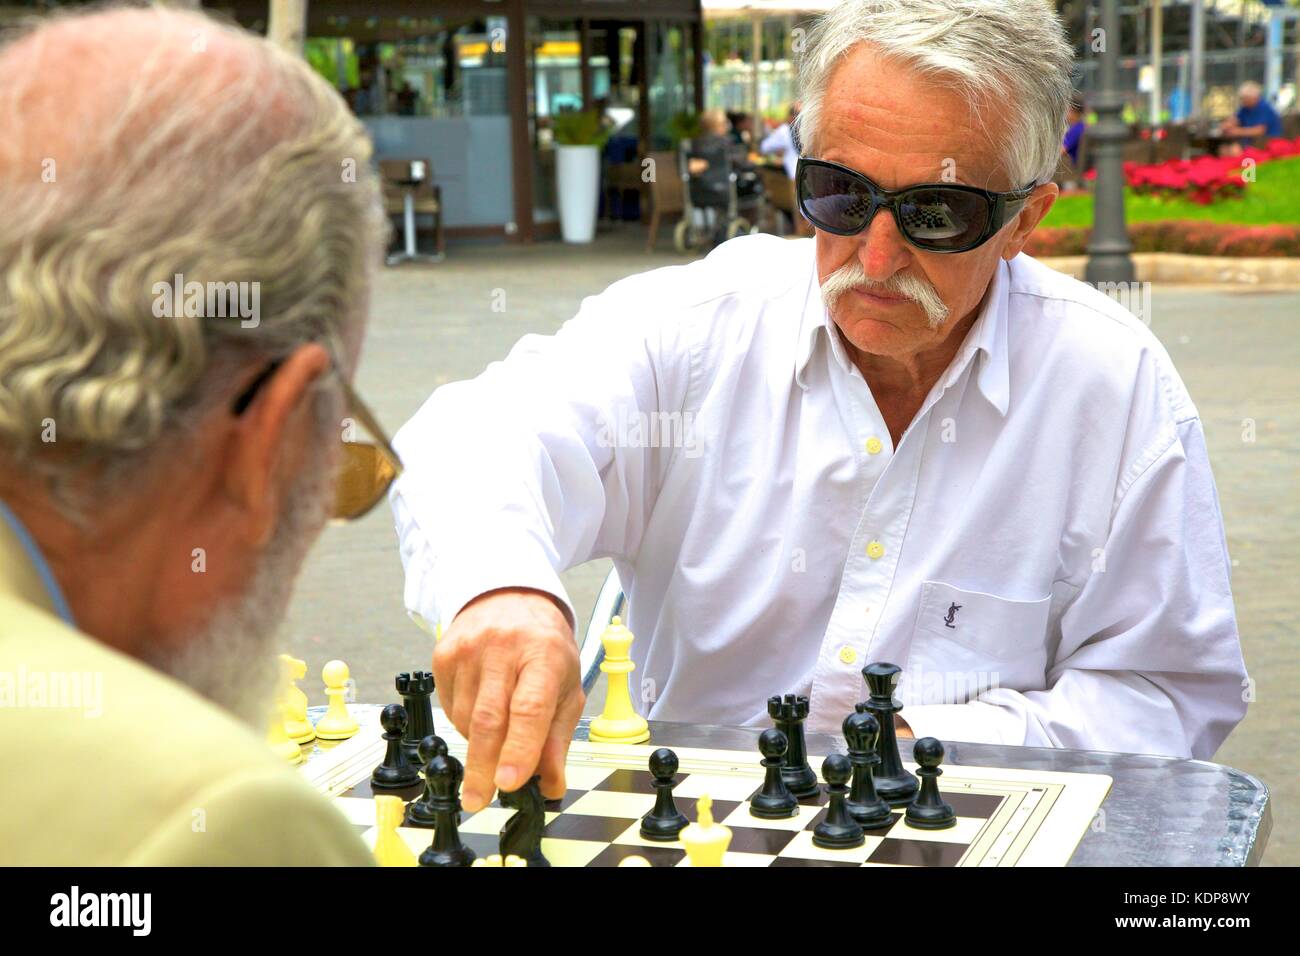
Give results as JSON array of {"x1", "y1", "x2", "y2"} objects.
[
  {"x1": 680, "y1": 795, "x2": 731, "y2": 867},
  {"x1": 265, "y1": 693, "x2": 303, "y2": 765},
  {"x1": 280, "y1": 654, "x2": 315, "y2": 744},
  {"x1": 315, "y1": 659, "x2": 359, "y2": 740}
]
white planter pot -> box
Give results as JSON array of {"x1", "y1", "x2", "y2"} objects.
[{"x1": 556, "y1": 144, "x2": 600, "y2": 244}]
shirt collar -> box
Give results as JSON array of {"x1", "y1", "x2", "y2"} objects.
[
  {"x1": 794, "y1": 255, "x2": 1012, "y2": 417},
  {"x1": 0, "y1": 499, "x2": 76, "y2": 625}
]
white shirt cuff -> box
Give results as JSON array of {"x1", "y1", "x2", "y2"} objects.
[
  {"x1": 899, "y1": 700, "x2": 1025, "y2": 747},
  {"x1": 423, "y1": 533, "x2": 577, "y2": 635}
]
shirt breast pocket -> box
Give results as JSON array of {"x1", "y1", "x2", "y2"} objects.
[{"x1": 913, "y1": 581, "x2": 1052, "y2": 663}]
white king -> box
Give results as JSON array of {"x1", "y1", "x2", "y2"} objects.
[{"x1": 587, "y1": 617, "x2": 651, "y2": 744}]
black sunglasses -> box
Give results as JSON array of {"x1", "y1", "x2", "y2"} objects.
[{"x1": 796, "y1": 158, "x2": 1036, "y2": 254}]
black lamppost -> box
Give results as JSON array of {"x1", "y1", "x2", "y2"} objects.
[{"x1": 1084, "y1": 0, "x2": 1136, "y2": 285}]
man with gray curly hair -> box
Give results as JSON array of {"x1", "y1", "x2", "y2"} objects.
[
  {"x1": 392, "y1": 0, "x2": 1247, "y2": 814},
  {"x1": 0, "y1": 6, "x2": 388, "y2": 863}
]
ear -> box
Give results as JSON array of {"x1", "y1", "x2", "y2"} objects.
[
  {"x1": 224, "y1": 343, "x2": 332, "y2": 548},
  {"x1": 1000, "y1": 183, "x2": 1059, "y2": 261}
]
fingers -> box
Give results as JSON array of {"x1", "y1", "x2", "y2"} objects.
[
  {"x1": 460, "y1": 649, "x2": 515, "y2": 812},
  {"x1": 431, "y1": 640, "x2": 457, "y2": 731},
  {"x1": 538, "y1": 686, "x2": 585, "y2": 799},
  {"x1": 494, "y1": 662, "x2": 563, "y2": 794}
]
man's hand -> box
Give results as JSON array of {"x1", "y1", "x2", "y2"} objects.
[
  {"x1": 432, "y1": 587, "x2": 584, "y2": 812},
  {"x1": 895, "y1": 714, "x2": 915, "y2": 740}
]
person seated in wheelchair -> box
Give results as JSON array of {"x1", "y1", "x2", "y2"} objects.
[{"x1": 687, "y1": 109, "x2": 763, "y2": 247}]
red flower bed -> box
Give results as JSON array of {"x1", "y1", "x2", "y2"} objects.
[
  {"x1": 1082, "y1": 136, "x2": 1300, "y2": 205},
  {"x1": 1026, "y1": 221, "x2": 1300, "y2": 258}
]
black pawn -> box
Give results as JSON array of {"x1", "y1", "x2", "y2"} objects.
[
  {"x1": 861, "y1": 662, "x2": 918, "y2": 805},
  {"x1": 640, "y1": 748, "x2": 689, "y2": 841},
  {"x1": 842, "y1": 705, "x2": 894, "y2": 829},
  {"x1": 749, "y1": 729, "x2": 799, "y2": 819},
  {"x1": 418, "y1": 755, "x2": 476, "y2": 867},
  {"x1": 768, "y1": 694, "x2": 819, "y2": 799},
  {"x1": 812, "y1": 754, "x2": 864, "y2": 850},
  {"x1": 371, "y1": 704, "x2": 420, "y2": 789},
  {"x1": 905, "y1": 737, "x2": 956, "y2": 830},
  {"x1": 403, "y1": 734, "x2": 444, "y2": 828}
]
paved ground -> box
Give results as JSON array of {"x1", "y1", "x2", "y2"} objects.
[{"x1": 281, "y1": 224, "x2": 1298, "y2": 865}]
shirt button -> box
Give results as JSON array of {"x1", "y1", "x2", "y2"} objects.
[
  {"x1": 866, "y1": 437, "x2": 883, "y2": 455},
  {"x1": 838, "y1": 645, "x2": 857, "y2": 665},
  {"x1": 866, "y1": 541, "x2": 885, "y2": 559}
]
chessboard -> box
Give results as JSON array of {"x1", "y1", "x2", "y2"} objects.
[{"x1": 300, "y1": 705, "x2": 1113, "y2": 867}]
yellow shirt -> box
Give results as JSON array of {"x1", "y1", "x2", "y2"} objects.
[{"x1": 0, "y1": 509, "x2": 373, "y2": 865}]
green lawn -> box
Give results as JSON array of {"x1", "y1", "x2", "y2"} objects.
[{"x1": 1041, "y1": 155, "x2": 1300, "y2": 228}]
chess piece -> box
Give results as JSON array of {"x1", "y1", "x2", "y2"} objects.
[
  {"x1": 405, "y1": 738, "x2": 457, "y2": 827},
  {"x1": 618, "y1": 855, "x2": 652, "y2": 867},
  {"x1": 768, "y1": 694, "x2": 819, "y2": 798},
  {"x1": 812, "y1": 754, "x2": 865, "y2": 849},
  {"x1": 905, "y1": 737, "x2": 957, "y2": 830},
  {"x1": 371, "y1": 704, "x2": 420, "y2": 789},
  {"x1": 679, "y1": 795, "x2": 731, "y2": 867},
  {"x1": 640, "y1": 748, "x2": 689, "y2": 840},
  {"x1": 861, "y1": 662, "x2": 918, "y2": 804},
  {"x1": 471, "y1": 854, "x2": 527, "y2": 867},
  {"x1": 749, "y1": 728, "x2": 799, "y2": 819},
  {"x1": 372, "y1": 795, "x2": 417, "y2": 867},
  {"x1": 280, "y1": 654, "x2": 315, "y2": 744},
  {"x1": 499, "y1": 775, "x2": 550, "y2": 867},
  {"x1": 842, "y1": 705, "x2": 894, "y2": 829},
  {"x1": 265, "y1": 692, "x2": 303, "y2": 765},
  {"x1": 587, "y1": 617, "x2": 651, "y2": 744},
  {"x1": 315, "y1": 659, "x2": 359, "y2": 740},
  {"x1": 418, "y1": 755, "x2": 476, "y2": 867},
  {"x1": 396, "y1": 671, "x2": 435, "y2": 766}
]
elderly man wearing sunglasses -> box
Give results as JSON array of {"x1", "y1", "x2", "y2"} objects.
[
  {"x1": 0, "y1": 8, "x2": 393, "y2": 863},
  {"x1": 393, "y1": 0, "x2": 1247, "y2": 815}
]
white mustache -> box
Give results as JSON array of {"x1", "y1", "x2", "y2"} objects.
[{"x1": 820, "y1": 260, "x2": 951, "y2": 329}]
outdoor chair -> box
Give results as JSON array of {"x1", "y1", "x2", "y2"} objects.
[
  {"x1": 378, "y1": 157, "x2": 446, "y2": 259},
  {"x1": 644, "y1": 149, "x2": 684, "y2": 252},
  {"x1": 758, "y1": 165, "x2": 812, "y2": 236}
]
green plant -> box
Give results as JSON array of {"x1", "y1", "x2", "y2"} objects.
[
  {"x1": 1024, "y1": 221, "x2": 1300, "y2": 258},
  {"x1": 667, "y1": 111, "x2": 700, "y2": 146},
  {"x1": 551, "y1": 110, "x2": 611, "y2": 149},
  {"x1": 1043, "y1": 155, "x2": 1300, "y2": 228}
]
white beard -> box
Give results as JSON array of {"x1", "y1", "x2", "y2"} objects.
[{"x1": 145, "y1": 444, "x2": 334, "y2": 729}]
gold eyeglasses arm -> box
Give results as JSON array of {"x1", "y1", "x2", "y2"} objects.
[{"x1": 339, "y1": 377, "x2": 405, "y2": 478}]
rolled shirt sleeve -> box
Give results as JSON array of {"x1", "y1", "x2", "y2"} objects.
[{"x1": 905, "y1": 416, "x2": 1248, "y2": 760}]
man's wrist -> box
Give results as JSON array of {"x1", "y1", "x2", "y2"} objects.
[{"x1": 457, "y1": 586, "x2": 574, "y2": 635}]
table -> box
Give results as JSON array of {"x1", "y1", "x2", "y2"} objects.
[
  {"x1": 385, "y1": 177, "x2": 442, "y2": 266},
  {"x1": 572, "y1": 716, "x2": 1272, "y2": 866},
  {"x1": 1189, "y1": 132, "x2": 1239, "y2": 157}
]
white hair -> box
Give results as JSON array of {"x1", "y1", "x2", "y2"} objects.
[
  {"x1": 0, "y1": 5, "x2": 386, "y2": 506},
  {"x1": 796, "y1": 0, "x2": 1075, "y2": 188},
  {"x1": 1239, "y1": 81, "x2": 1262, "y2": 99}
]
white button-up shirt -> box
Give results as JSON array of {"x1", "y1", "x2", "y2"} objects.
[{"x1": 391, "y1": 235, "x2": 1248, "y2": 760}]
